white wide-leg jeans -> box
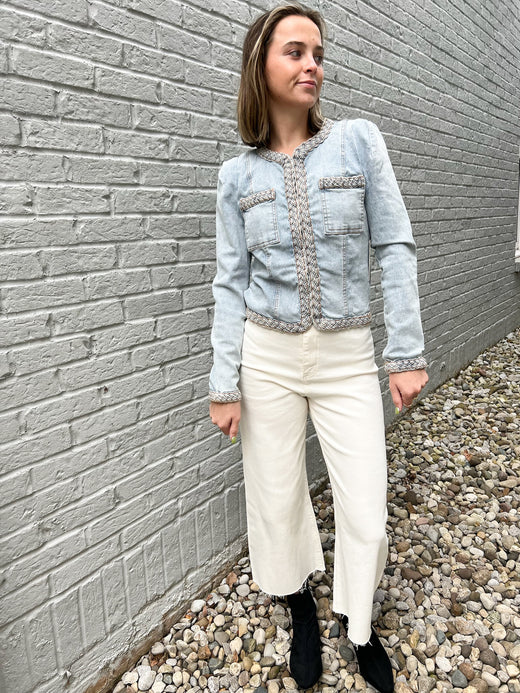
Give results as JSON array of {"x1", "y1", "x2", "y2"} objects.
[{"x1": 239, "y1": 319, "x2": 389, "y2": 645}]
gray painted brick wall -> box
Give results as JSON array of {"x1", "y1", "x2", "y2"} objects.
[{"x1": 0, "y1": 1, "x2": 519, "y2": 692}]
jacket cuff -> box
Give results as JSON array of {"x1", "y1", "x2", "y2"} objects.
[
  {"x1": 209, "y1": 390, "x2": 242, "y2": 403},
  {"x1": 384, "y1": 356, "x2": 428, "y2": 374}
]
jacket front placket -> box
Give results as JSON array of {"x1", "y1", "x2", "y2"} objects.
[{"x1": 257, "y1": 119, "x2": 334, "y2": 331}]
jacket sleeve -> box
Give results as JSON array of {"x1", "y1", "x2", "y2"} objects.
[
  {"x1": 208, "y1": 159, "x2": 250, "y2": 402},
  {"x1": 362, "y1": 119, "x2": 427, "y2": 373}
]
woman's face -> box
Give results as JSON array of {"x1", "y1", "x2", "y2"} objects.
[{"x1": 264, "y1": 15, "x2": 324, "y2": 115}]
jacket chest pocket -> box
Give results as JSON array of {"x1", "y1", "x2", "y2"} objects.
[
  {"x1": 239, "y1": 188, "x2": 280, "y2": 251},
  {"x1": 319, "y1": 174, "x2": 365, "y2": 234}
]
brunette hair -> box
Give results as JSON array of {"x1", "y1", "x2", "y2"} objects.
[{"x1": 237, "y1": 3, "x2": 327, "y2": 148}]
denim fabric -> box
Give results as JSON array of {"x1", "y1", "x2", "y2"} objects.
[{"x1": 209, "y1": 117, "x2": 427, "y2": 402}]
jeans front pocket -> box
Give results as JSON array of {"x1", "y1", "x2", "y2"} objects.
[
  {"x1": 239, "y1": 188, "x2": 280, "y2": 251},
  {"x1": 319, "y1": 174, "x2": 365, "y2": 234}
]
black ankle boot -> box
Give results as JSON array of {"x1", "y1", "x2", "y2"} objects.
[
  {"x1": 286, "y1": 586, "x2": 322, "y2": 688},
  {"x1": 341, "y1": 616, "x2": 394, "y2": 693}
]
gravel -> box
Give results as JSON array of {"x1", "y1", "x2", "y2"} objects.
[{"x1": 112, "y1": 328, "x2": 520, "y2": 693}]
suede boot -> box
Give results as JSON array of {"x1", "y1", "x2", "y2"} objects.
[
  {"x1": 342, "y1": 616, "x2": 394, "y2": 693},
  {"x1": 286, "y1": 586, "x2": 322, "y2": 689}
]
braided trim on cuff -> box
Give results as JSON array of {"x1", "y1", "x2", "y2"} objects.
[
  {"x1": 209, "y1": 390, "x2": 242, "y2": 403},
  {"x1": 384, "y1": 356, "x2": 428, "y2": 374}
]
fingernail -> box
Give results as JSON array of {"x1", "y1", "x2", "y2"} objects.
[
  {"x1": 231, "y1": 436, "x2": 237, "y2": 444},
  {"x1": 395, "y1": 407, "x2": 400, "y2": 415}
]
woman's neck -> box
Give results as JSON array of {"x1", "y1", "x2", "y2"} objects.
[{"x1": 267, "y1": 110, "x2": 312, "y2": 155}]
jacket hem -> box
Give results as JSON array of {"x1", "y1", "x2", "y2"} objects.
[
  {"x1": 246, "y1": 308, "x2": 372, "y2": 333},
  {"x1": 384, "y1": 356, "x2": 427, "y2": 373}
]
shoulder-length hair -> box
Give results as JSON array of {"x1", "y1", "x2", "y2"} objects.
[{"x1": 237, "y1": 3, "x2": 327, "y2": 148}]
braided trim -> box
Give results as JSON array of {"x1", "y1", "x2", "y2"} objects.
[
  {"x1": 246, "y1": 308, "x2": 372, "y2": 333},
  {"x1": 384, "y1": 356, "x2": 428, "y2": 374},
  {"x1": 208, "y1": 390, "x2": 242, "y2": 403},
  {"x1": 239, "y1": 188, "x2": 276, "y2": 212},
  {"x1": 319, "y1": 174, "x2": 365, "y2": 189},
  {"x1": 315, "y1": 312, "x2": 372, "y2": 330},
  {"x1": 256, "y1": 118, "x2": 334, "y2": 164}
]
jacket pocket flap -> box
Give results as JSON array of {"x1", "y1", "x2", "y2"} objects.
[
  {"x1": 239, "y1": 188, "x2": 276, "y2": 212},
  {"x1": 319, "y1": 174, "x2": 365, "y2": 189}
]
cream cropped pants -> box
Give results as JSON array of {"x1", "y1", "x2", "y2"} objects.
[{"x1": 239, "y1": 319, "x2": 389, "y2": 645}]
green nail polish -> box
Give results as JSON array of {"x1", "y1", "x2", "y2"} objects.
[
  {"x1": 395, "y1": 407, "x2": 400, "y2": 415},
  {"x1": 231, "y1": 436, "x2": 237, "y2": 444}
]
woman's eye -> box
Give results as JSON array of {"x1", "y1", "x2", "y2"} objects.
[
  {"x1": 289, "y1": 50, "x2": 301, "y2": 57},
  {"x1": 315, "y1": 55, "x2": 324, "y2": 65}
]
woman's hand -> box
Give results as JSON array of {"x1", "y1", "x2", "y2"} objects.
[
  {"x1": 389, "y1": 369, "x2": 428, "y2": 412},
  {"x1": 209, "y1": 401, "x2": 241, "y2": 442}
]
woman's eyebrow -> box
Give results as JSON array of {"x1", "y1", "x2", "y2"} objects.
[{"x1": 282, "y1": 40, "x2": 324, "y2": 51}]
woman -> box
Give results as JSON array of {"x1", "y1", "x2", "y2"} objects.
[{"x1": 208, "y1": 4, "x2": 428, "y2": 692}]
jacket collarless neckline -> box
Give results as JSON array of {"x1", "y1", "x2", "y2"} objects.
[{"x1": 256, "y1": 118, "x2": 335, "y2": 163}]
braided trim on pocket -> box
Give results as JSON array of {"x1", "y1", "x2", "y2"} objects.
[{"x1": 239, "y1": 188, "x2": 276, "y2": 212}]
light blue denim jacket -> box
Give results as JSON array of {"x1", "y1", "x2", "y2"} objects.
[{"x1": 209, "y1": 117, "x2": 427, "y2": 402}]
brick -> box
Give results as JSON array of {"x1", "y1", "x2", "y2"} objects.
[
  {"x1": 52, "y1": 300, "x2": 124, "y2": 336},
  {"x1": 0, "y1": 313, "x2": 51, "y2": 347},
  {"x1": 23, "y1": 119, "x2": 104, "y2": 153},
  {"x1": 48, "y1": 22, "x2": 123, "y2": 66},
  {"x1": 40, "y1": 245, "x2": 117, "y2": 275},
  {"x1": 10, "y1": 335, "x2": 90, "y2": 375},
  {"x1": 0, "y1": 77, "x2": 56, "y2": 116},
  {"x1": 23, "y1": 388, "x2": 101, "y2": 434},
  {"x1": 182, "y1": 284, "x2": 214, "y2": 309},
  {"x1": 2, "y1": 276, "x2": 84, "y2": 313},
  {"x1": 31, "y1": 439, "x2": 108, "y2": 491},
  {"x1": 124, "y1": 288, "x2": 182, "y2": 320},
  {"x1": 0, "y1": 113, "x2": 21, "y2": 145},
  {"x1": 120, "y1": 496, "x2": 178, "y2": 550},
  {"x1": 105, "y1": 128, "x2": 169, "y2": 159},
  {"x1": 146, "y1": 215, "x2": 199, "y2": 239},
  {"x1": 83, "y1": 266, "x2": 151, "y2": 301},
  {"x1": 134, "y1": 105, "x2": 190, "y2": 136},
  {"x1": 71, "y1": 400, "x2": 139, "y2": 444},
  {"x1": 182, "y1": 6, "x2": 233, "y2": 43},
  {"x1": 170, "y1": 136, "x2": 219, "y2": 163},
  {"x1": 57, "y1": 91, "x2": 132, "y2": 128},
  {"x1": 142, "y1": 534, "x2": 165, "y2": 600},
  {"x1": 34, "y1": 184, "x2": 110, "y2": 215},
  {"x1": 10, "y1": 0, "x2": 89, "y2": 23},
  {"x1": 89, "y1": 1, "x2": 157, "y2": 46},
  {"x1": 0, "y1": 411, "x2": 20, "y2": 445},
  {"x1": 163, "y1": 83, "x2": 212, "y2": 113},
  {"x1": 77, "y1": 217, "x2": 145, "y2": 243},
  {"x1": 0, "y1": 621, "x2": 32, "y2": 691},
  {"x1": 139, "y1": 161, "x2": 196, "y2": 187},
  {"x1": 0, "y1": 250, "x2": 42, "y2": 280},
  {"x1": 0, "y1": 368, "x2": 63, "y2": 418},
  {"x1": 102, "y1": 370, "x2": 163, "y2": 408},
  {"x1": 124, "y1": 547, "x2": 148, "y2": 618},
  {"x1": 95, "y1": 66, "x2": 160, "y2": 102},
  {"x1": 113, "y1": 188, "x2": 173, "y2": 213},
  {"x1": 63, "y1": 155, "x2": 138, "y2": 184},
  {"x1": 12, "y1": 46, "x2": 94, "y2": 88},
  {"x1": 160, "y1": 522, "x2": 182, "y2": 587},
  {"x1": 0, "y1": 149, "x2": 65, "y2": 183},
  {"x1": 107, "y1": 412, "x2": 169, "y2": 456},
  {"x1": 51, "y1": 535, "x2": 119, "y2": 594},
  {"x1": 138, "y1": 380, "x2": 193, "y2": 420},
  {"x1": 119, "y1": 240, "x2": 177, "y2": 267},
  {"x1": 159, "y1": 24, "x2": 210, "y2": 62},
  {"x1": 196, "y1": 505, "x2": 213, "y2": 565},
  {"x1": 177, "y1": 239, "x2": 216, "y2": 262},
  {"x1": 0, "y1": 218, "x2": 76, "y2": 248},
  {"x1": 0, "y1": 6, "x2": 47, "y2": 46},
  {"x1": 0, "y1": 527, "x2": 86, "y2": 598},
  {"x1": 0, "y1": 575, "x2": 48, "y2": 629},
  {"x1": 122, "y1": 43, "x2": 182, "y2": 79},
  {"x1": 92, "y1": 320, "x2": 155, "y2": 356},
  {"x1": 0, "y1": 184, "x2": 32, "y2": 214},
  {"x1": 52, "y1": 589, "x2": 83, "y2": 668},
  {"x1": 79, "y1": 574, "x2": 105, "y2": 648},
  {"x1": 119, "y1": 0, "x2": 182, "y2": 24},
  {"x1": 151, "y1": 263, "x2": 214, "y2": 289},
  {"x1": 59, "y1": 351, "x2": 133, "y2": 391},
  {"x1": 101, "y1": 559, "x2": 127, "y2": 631},
  {"x1": 157, "y1": 308, "x2": 209, "y2": 337},
  {"x1": 178, "y1": 511, "x2": 197, "y2": 573}
]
